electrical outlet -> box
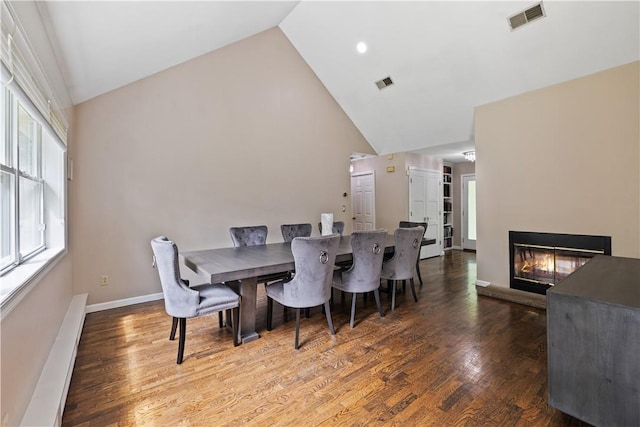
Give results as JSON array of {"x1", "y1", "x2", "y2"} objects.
[{"x1": 100, "y1": 275, "x2": 109, "y2": 286}]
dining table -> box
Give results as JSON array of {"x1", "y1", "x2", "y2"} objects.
[{"x1": 181, "y1": 234, "x2": 436, "y2": 344}]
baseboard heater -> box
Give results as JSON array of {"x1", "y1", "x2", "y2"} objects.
[{"x1": 21, "y1": 293, "x2": 87, "y2": 427}]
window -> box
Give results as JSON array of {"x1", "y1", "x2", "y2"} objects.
[{"x1": 1, "y1": 76, "x2": 67, "y2": 307}]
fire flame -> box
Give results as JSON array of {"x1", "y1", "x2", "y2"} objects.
[{"x1": 520, "y1": 254, "x2": 554, "y2": 273}]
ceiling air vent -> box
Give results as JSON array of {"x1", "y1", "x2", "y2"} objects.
[
  {"x1": 375, "y1": 76, "x2": 394, "y2": 90},
  {"x1": 508, "y1": 2, "x2": 546, "y2": 31}
]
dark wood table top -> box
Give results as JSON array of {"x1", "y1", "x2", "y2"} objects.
[{"x1": 181, "y1": 235, "x2": 436, "y2": 284}]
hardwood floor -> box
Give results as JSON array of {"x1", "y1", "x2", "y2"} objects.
[{"x1": 63, "y1": 251, "x2": 588, "y2": 426}]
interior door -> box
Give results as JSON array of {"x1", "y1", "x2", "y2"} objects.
[
  {"x1": 351, "y1": 171, "x2": 375, "y2": 231},
  {"x1": 409, "y1": 169, "x2": 442, "y2": 258},
  {"x1": 409, "y1": 170, "x2": 426, "y2": 224},
  {"x1": 462, "y1": 174, "x2": 477, "y2": 250}
]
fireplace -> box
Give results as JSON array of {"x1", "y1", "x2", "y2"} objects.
[{"x1": 509, "y1": 231, "x2": 611, "y2": 295}]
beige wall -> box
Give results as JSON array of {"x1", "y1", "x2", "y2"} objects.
[
  {"x1": 452, "y1": 161, "x2": 475, "y2": 248},
  {"x1": 71, "y1": 28, "x2": 374, "y2": 304},
  {"x1": 475, "y1": 61, "x2": 640, "y2": 288},
  {"x1": 405, "y1": 152, "x2": 441, "y2": 172},
  {"x1": 1, "y1": 257, "x2": 73, "y2": 426}
]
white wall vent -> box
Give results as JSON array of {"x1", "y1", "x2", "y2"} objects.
[
  {"x1": 508, "y1": 2, "x2": 546, "y2": 30},
  {"x1": 375, "y1": 76, "x2": 394, "y2": 90}
]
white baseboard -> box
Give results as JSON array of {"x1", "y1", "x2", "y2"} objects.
[
  {"x1": 21, "y1": 293, "x2": 87, "y2": 427},
  {"x1": 476, "y1": 280, "x2": 491, "y2": 287},
  {"x1": 86, "y1": 292, "x2": 164, "y2": 313}
]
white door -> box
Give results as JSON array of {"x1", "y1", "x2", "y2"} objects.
[
  {"x1": 351, "y1": 172, "x2": 375, "y2": 231},
  {"x1": 409, "y1": 169, "x2": 442, "y2": 258},
  {"x1": 462, "y1": 174, "x2": 477, "y2": 250},
  {"x1": 409, "y1": 170, "x2": 426, "y2": 224}
]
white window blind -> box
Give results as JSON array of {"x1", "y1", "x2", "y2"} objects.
[{"x1": 0, "y1": 0, "x2": 68, "y2": 144}]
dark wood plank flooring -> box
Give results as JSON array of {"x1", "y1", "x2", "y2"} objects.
[{"x1": 62, "y1": 251, "x2": 589, "y2": 426}]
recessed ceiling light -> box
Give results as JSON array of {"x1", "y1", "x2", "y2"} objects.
[{"x1": 356, "y1": 42, "x2": 367, "y2": 54}]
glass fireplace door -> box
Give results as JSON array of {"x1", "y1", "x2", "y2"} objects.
[{"x1": 513, "y1": 244, "x2": 599, "y2": 287}]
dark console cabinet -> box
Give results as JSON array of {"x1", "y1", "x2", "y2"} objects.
[{"x1": 547, "y1": 255, "x2": 640, "y2": 426}]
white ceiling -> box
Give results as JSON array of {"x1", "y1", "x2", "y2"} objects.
[
  {"x1": 38, "y1": 1, "x2": 640, "y2": 162},
  {"x1": 38, "y1": 1, "x2": 299, "y2": 104}
]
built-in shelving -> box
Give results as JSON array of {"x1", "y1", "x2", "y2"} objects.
[{"x1": 443, "y1": 164, "x2": 453, "y2": 250}]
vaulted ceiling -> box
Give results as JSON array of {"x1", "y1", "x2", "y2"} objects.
[{"x1": 36, "y1": 1, "x2": 640, "y2": 161}]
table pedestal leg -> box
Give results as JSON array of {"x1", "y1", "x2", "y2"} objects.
[{"x1": 238, "y1": 277, "x2": 260, "y2": 344}]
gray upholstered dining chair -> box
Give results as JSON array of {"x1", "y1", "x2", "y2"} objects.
[
  {"x1": 332, "y1": 229, "x2": 387, "y2": 328},
  {"x1": 280, "y1": 223, "x2": 314, "y2": 317},
  {"x1": 280, "y1": 223, "x2": 313, "y2": 242},
  {"x1": 227, "y1": 225, "x2": 291, "y2": 325},
  {"x1": 229, "y1": 225, "x2": 268, "y2": 247},
  {"x1": 229, "y1": 225, "x2": 290, "y2": 283},
  {"x1": 399, "y1": 220, "x2": 428, "y2": 285},
  {"x1": 318, "y1": 221, "x2": 345, "y2": 236},
  {"x1": 318, "y1": 221, "x2": 350, "y2": 270},
  {"x1": 151, "y1": 236, "x2": 240, "y2": 364},
  {"x1": 380, "y1": 226, "x2": 425, "y2": 311},
  {"x1": 265, "y1": 234, "x2": 340, "y2": 349}
]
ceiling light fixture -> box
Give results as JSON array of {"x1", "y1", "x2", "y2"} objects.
[
  {"x1": 356, "y1": 42, "x2": 367, "y2": 54},
  {"x1": 463, "y1": 151, "x2": 476, "y2": 162}
]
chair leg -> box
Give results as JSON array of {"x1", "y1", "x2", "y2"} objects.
[
  {"x1": 267, "y1": 297, "x2": 273, "y2": 331},
  {"x1": 177, "y1": 318, "x2": 186, "y2": 364},
  {"x1": 295, "y1": 308, "x2": 301, "y2": 350},
  {"x1": 410, "y1": 278, "x2": 418, "y2": 302},
  {"x1": 350, "y1": 293, "x2": 357, "y2": 328},
  {"x1": 391, "y1": 281, "x2": 397, "y2": 311},
  {"x1": 232, "y1": 307, "x2": 240, "y2": 347},
  {"x1": 170, "y1": 317, "x2": 178, "y2": 340},
  {"x1": 218, "y1": 312, "x2": 224, "y2": 329},
  {"x1": 225, "y1": 309, "x2": 232, "y2": 328},
  {"x1": 416, "y1": 256, "x2": 423, "y2": 286},
  {"x1": 305, "y1": 308, "x2": 310, "y2": 318},
  {"x1": 324, "y1": 301, "x2": 336, "y2": 335},
  {"x1": 374, "y1": 289, "x2": 384, "y2": 317}
]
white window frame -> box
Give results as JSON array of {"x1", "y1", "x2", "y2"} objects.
[{"x1": 1, "y1": 66, "x2": 67, "y2": 317}]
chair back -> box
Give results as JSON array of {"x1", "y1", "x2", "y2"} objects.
[
  {"x1": 284, "y1": 234, "x2": 340, "y2": 308},
  {"x1": 150, "y1": 236, "x2": 199, "y2": 318},
  {"x1": 341, "y1": 229, "x2": 387, "y2": 292},
  {"x1": 280, "y1": 223, "x2": 312, "y2": 242},
  {"x1": 317, "y1": 221, "x2": 345, "y2": 236},
  {"x1": 381, "y1": 227, "x2": 425, "y2": 281},
  {"x1": 399, "y1": 221, "x2": 428, "y2": 237},
  {"x1": 229, "y1": 225, "x2": 268, "y2": 247}
]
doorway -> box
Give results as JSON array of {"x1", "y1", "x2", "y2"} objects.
[
  {"x1": 462, "y1": 174, "x2": 476, "y2": 250},
  {"x1": 409, "y1": 168, "x2": 442, "y2": 258},
  {"x1": 351, "y1": 171, "x2": 375, "y2": 231}
]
